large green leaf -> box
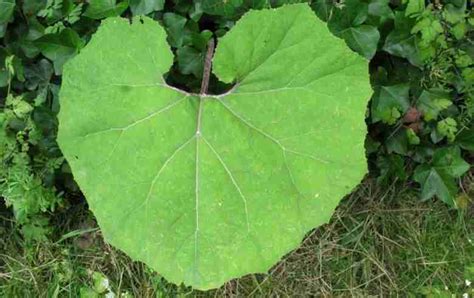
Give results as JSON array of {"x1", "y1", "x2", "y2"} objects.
[{"x1": 58, "y1": 4, "x2": 371, "y2": 289}]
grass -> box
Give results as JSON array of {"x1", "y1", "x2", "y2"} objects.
[{"x1": 1, "y1": 177, "x2": 473, "y2": 297}]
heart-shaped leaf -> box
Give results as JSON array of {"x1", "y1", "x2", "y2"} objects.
[
  {"x1": 371, "y1": 84, "x2": 410, "y2": 124},
  {"x1": 414, "y1": 147, "x2": 469, "y2": 206},
  {"x1": 58, "y1": 4, "x2": 371, "y2": 289}
]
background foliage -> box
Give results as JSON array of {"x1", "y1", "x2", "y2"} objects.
[{"x1": 0, "y1": 0, "x2": 473, "y2": 295}]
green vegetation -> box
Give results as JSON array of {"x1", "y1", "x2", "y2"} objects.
[{"x1": 0, "y1": 0, "x2": 473, "y2": 295}]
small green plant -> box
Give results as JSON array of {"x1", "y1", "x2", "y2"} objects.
[{"x1": 0, "y1": 55, "x2": 63, "y2": 241}]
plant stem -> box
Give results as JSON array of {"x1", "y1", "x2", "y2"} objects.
[{"x1": 200, "y1": 38, "x2": 215, "y2": 95}]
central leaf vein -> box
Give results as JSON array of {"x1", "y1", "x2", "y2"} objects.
[{"x1": 193, "y1": 97, "x2": 204, "y2": 280}]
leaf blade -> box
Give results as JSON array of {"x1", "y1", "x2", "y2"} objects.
[{"x1": 58, "y1": 5, "x2": 372, "y2": 289}]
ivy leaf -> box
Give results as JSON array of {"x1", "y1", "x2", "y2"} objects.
[
  {"x1": 416, "y1": 89, "x2": 452, "y2": 121},
  {"x1": 190, "y1": 30, "x2": 213, "y2": 51},
  {"x1": 177, "y1": 46, "x2": 205, "y2": 78},
  {"x1": 24, "y1": 59, "x2": 54, "y2": 91},
  {"x1": 35, "y1": 28, "x2": 84, "y2": 75},
  {"x1": 368, "y1": 0, "x2": 394, "y2": 22},
  {"x1": 371, "y1": 84, "x2": 410, "y2": 124},
  {"x1": 311, "y1": 0, "x2": 334, "y2": 21},
  {"x1": 84, "y1": 0, "x2": 129, "y2": 20},
  {"x1": 198, "y1": 0, "x2": 308, "y2": 17},
  {"x1": 21, "y1": 0, "x2": 47, "y2": 15},
  {"x1": 162, "y1": 13, "x2": 188, "y2": 48},
  {"x1": 0, "y1": 0, "x2": 15, "y2": 24},
  {"x1": 386, "y1": 127, "x2": 409, "y2": 155},
  {"x1": 329, "y1": 0, "x2": 368, "y2": 28},
  {"x1": 18, "y1": 17, "x2": 45, "y2": 59},
  {"x1": 376, "y1": 154, "x2": 407, "y2": 185},
  {"x1": 339, "y1": 25, "x2": 380, "y2": 59},
  {"x1": 383, "y1": 12, "x2": 422, "y2": 67},
  {"x1": 328, "y1": 0, "x2": 380, "y2": 59},
  {"x1": 57, "y1": 4, "x2": 371, "y2": 289},
  {"x1": 414, "y1": 146, "x2": 469, "y2": 206},
  {"x1": 456, "y1": 126, "x2": 474, "y2": 151},
  {"x1": 0, "y1": 0, "x2": 14, "y2": 38},
  {"x1": 129, "y1": 0, "x2": 164, "y2": 15},
  {"x1": 200, "y1": 0, "x2": 244, "y2": 17}
]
